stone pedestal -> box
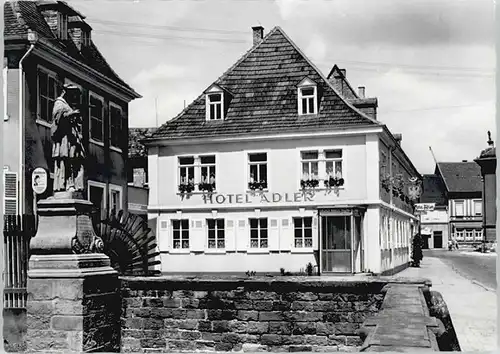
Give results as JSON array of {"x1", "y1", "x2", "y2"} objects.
[{"x1": 27, "y1": 197, "x2": 119, "y2": 352}]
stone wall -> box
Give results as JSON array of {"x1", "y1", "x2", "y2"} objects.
[
  {"x1": 27, "y1": 274, "x2": 121, "y2": 352},
  {"x1": 120, "y1": 277, "x2": 387, "y2": 352}
]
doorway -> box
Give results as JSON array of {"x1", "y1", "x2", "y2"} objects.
[{"x1": 433, "y1": 231, "x2": 443, "y2": 248}]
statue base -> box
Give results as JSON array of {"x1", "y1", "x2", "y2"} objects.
[
  {"x1": 27, "y1": 254, "x2": 119, "y2": 352},
  {"x1": 30, "y1": 197, "x2": 100, "y2": 255}
]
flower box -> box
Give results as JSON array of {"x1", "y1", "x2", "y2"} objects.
[
  {"x1": 198, "y1": 182, "x2": 216, "y2": 193},
  {"x1": 178, "y1": 183, "x2": 195, "y2": 194},
  {"x1": 301, "y1": 179, "x2": 319, "y2": 189},
  {"x1": 248, "y1": 181, "x2": 267, "y2": 191},
  {"x1": 324, "y1": 177, "x2": 344, "y2": 188}
]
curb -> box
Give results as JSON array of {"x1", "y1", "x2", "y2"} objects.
[{"x1": 449, "y1": 264, "x2": 496, "y2": 293}]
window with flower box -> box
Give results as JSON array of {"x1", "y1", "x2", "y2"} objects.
[
  {"x1": 248, "y1": 153, "x2": 267, "y2": 190},
  {"x1": 172, "y1": 219, "x2": 189, "y2": 249},
  {"x1": 249, "y1": 218, "x2": 268, "y2": 248},
  {"x1": 294, "y1": 217, "x2": 313, "y2": 248},
  {"x1": 299, "y1": 149, "x2": 343, "y2": 188},
  {"x1": 178, "y1": 155, "x2": 217, "y2": 193},
  {"x1": 207, "y1": 219, "x2": 225, "y2": 249}
]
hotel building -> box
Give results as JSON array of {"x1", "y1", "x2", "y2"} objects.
[{"x1": 145, "y1": 26, "x2": 421, "y2": 275}]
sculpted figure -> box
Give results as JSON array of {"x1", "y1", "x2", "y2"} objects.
[{"x1": 51, "y1": 84, "x2": 85, "y2": 195}]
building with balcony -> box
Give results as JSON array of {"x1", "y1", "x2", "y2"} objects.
[
  {"x1": 3, "y1": 1, "x2": 141, "y2": 218},
  {"x1": 145, "y1": 26, "x2": 421, "y2": 275}
]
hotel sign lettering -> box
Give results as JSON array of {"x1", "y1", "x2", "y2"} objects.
[{"x1": 202, "y1": 191, "x2": 315, "y2": 205}]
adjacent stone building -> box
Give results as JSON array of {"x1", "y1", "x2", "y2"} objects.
[
  {"x1": 3, "y1": 1, "x2": 141, "y2": 217},
  {"x1": 145, "y1": 26, "x2": 421, "y2": 275}
]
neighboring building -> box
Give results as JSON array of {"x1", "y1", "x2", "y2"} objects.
[
  {"x1": 3, "y1": 1, "x2": 141, "y2": 218},
  {"x1": 420, "y1": 174, "x2": 449, "y2": 249},
  {"x1": 128, "y1": 128, "x2": 155, "y2": 219},
  {"x1": 434, "y1": 161, "x2": 483, "y2": 246},
  {"x1": 145, "y1": 26, "x2": 421, "y2": 275}
]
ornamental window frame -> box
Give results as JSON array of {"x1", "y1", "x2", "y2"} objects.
[{"x1": 297, "y1": 77, "x2": 318, "y2": 115}]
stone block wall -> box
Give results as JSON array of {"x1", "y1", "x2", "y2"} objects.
[
  {"x1": 120, "y1": 278, "x2": 387, "y2": 352},
  {"x1": 27, "y1": 274, "x2": 121, "y2": 352}
]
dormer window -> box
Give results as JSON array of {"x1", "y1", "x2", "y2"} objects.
[
  {"x1": 208, "y1": 93, "x2": 223, "y2": 120},
  {"x1": 297, "y1": 78, "x2": 318, "y2": 115},
  {"x1": 205, "y1": 84, "x2": 228, "y2": 121},
  {"x1": 58, "y1": 13, "x2": 68, "y2": 40}
]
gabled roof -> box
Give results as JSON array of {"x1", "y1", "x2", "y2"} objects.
[
  {"x1": 326, "y1": 64, "x2": 358, "y2": 100},
  {"x1": 435, "y1": 162, "x2": 482, "y2": 194},
  {"x1": 420, "y1": 174, "x2": 447, "y2": 206},
  {"x1": 149, "y1": 26, "x2": 380, "y2": 141},
  {"x1": 4, "y1": 1, "x2": 140, "y2": 98}
]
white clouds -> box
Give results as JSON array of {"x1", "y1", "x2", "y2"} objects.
[{"x1": 304, "y1": 35, "x2": 327, "y2": 63}]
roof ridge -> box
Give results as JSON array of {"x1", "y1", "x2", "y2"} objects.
[{"x1": 151, "y1": 26, "x2": 280, "y2": 135}]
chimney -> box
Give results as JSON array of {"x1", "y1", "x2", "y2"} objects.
[
  {"x1": 394, "y1": 134, "x2": 402, "y2": 144},
  {"x1": 358, "y1": 86, "x2": 365, "y2": 98},
  {"x1": 252, "y1": 26, "x2": 264, "y2": 46}
]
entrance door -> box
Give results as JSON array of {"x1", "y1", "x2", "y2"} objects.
[
  {"x1": 321, "y1": 216, "x2": 352, "y2": 273},
  {"x1": 433, "y1": 231, "x2": 443, "y2": 248}
]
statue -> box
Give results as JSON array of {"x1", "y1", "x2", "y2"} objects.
[
  {"x1": 479, "y1": 130, "x2": 496, "y2": 159},
  {"x1": 51, "y1": 84, "x2": 85, "y2": 198}
]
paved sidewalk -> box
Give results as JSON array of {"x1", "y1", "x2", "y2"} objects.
[{"x1": 395, "y1": 256, "x2": 497, "y2": 352}]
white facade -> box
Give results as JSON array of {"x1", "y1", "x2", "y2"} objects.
[{"x1": 148, "y1": 129, "x2": 418, "y2": 275}]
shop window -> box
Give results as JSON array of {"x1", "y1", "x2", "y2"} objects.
[
  {"x1": 172, "y1": 220, "x2": 189, "y2": 249},
  {"x1": 454, "y1": 200, "x2": 465, "y2": 217},
  {"x1": 455, "y1": 229, "x2": 464, "y2": 240},
  {"x1": 465, "y1": 230, "x2": 474, "y2": 240},
  {"x1": 249, "y1": 218, "x2": 268, "y2": 248},
  {"x1": 110, "y1": 103, "x2": 124, "y2": 151},
  {"x1": 207, "y1": 219, "x2": 225, "y2": 249},
  {"x1": 248, "y1": 153, "x2": 267, "y2": 190},
  {"x1": 474, "y1": 229, "x2": 483, "y2": 240},
  {"x1": 37, "y1": 68, "x2": 58, "y2": 123},
  {"x1": 293, "y1": 217, "x2": 313, "y2": 248},
  {"x1": 89, "y1": 93, "x2": 104, "y2": 143},
  {"x1": 473, "y1": 200, "x2": 482, "y2": 216}
]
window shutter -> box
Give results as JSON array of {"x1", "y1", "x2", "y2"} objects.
[
  {"x1": 312, "y1": 217, "x2": 319, "y2": 250},
  {"x1": 236, "y1": 219, "x2": 247, "y2": 251},
  {"x1": 225, "y1": 219, "x2": 236, "y2": 251},
  {"x1": 269, "y1": 218, "x2": 280, "y2": 251},
  {"x1": 280, "y1": 218, "x2": 292, "y2": 251},
  {"x1": 3, "y1": 171, "x2": 18, "y2": 215},
  {"x1": 158, "y1": 219, "x2": 170, "y2": 252},
  {"x1": 191, "y1": 219, "x2": 205, "y2": 252}
]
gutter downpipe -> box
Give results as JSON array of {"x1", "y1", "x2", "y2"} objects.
[{"x1": 18, "y1": 41, "x2": 36, "y2": 215}]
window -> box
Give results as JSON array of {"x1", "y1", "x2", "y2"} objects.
[
  {"x1": 172, "y1": 220, "x2": 189, "y2": 249},
  {"x1": 207, "y1": 93, "x2": 223, "y2": 120},
  {"x1": 474, "y1": 229, "x2": 483, "y2": 240},
  {"x1": 294, "y1": 217, "x2": 313, "y2": 248},
  {"x1": 249, "y1": 218, "x2": 268, "y2": 248},
  {"x1": 82, "y1": 30, "x2": 90, "y2": 46},
  {"x1": 88, "y1": 181, "x2": 106, "y2": 225},
  {"x1": 455, "y1": 229, "x2": 464, "y2": 240},
  {"x1": 454, "y1": 201, "x2": 464, "y2": 216},
  {"x1": 178, "y1": 156, "x2": 195, "y2": 185},
  {"x1": 200, "y1": 155, "x2": 216, "y2": 189},
  {"x1": 298, "y1": 86, "x2": 317, "y2": 115},
  {"x1": 38, "y1": 69, "x2": 57, "y2": 122},
  {"x1": 109, "y1": 184, "x2": 122, "y2": 214},
  {"x1": 110, "y1": 103, "x2": 123, "y2": 150},
  {"x1": 473, "y1": 200, "x2": 482, "y2": 216},
  {"x1": 325, "y1": 150, "x2": 343, "y2": 179},
  {"x1": 58, "y1": 13, "x2": 68, "y2": 39},
  {"x1": 89, "y1": 93, "x2": 104, "y2": 143},
  {"x1": 465, "y1": 230, "x2": 474, "y2": 240},
  {"x1": 207, "y1": 219, "x2": 225, "y2": 249},
  {"x1": 301, "y1": 151, "x2": 319, "y2": 180},
  {"x1": 248, "y1": 153, "x2": 268, "y2": 189}
]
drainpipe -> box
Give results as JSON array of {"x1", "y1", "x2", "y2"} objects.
[{"x1": 18, "y1": 42, "x2": 36, "y2": 215}]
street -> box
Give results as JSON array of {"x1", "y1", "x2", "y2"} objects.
[{"x1": 424, "y1": 249, "x2": 497, "y2": 291}]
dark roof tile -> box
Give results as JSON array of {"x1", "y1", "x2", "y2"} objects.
[
  {"x1": 421, "y1": 174, "x2": 447, "y2": 206},
  {"x1": 437, "y1": 162, "x2": 482, "y2": 193},
  {"x1": 149, "y1": 27, "x2": 378, "y2": 140}
]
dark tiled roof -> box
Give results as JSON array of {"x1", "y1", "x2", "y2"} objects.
[
  {"x1": 4, "y1": 1, "x2": 138, "y2": 96},
  {"x1": 437, "y1": 162, "x2": 482, "y2": 193},
  {"x1": 420, "y1": 174, "x2": 447, "y2": 206},
  {"x1": 150, "y1": 27, "x2": 378, "y2": 140},
  {"x1": 129, "y1": 128, "x2": 156, "y2": 158}
]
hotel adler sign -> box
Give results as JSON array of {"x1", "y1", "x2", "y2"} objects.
[{"x1": 202, "y1": 191, "x2": 317, "y2": 205}]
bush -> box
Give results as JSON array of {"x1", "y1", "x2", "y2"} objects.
[{"x1": 411, "y1": 233, "x2": 424, "y2": 267}]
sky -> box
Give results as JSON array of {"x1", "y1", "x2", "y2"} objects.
[{"x1": 71, "y1": 0, "x2": 495, "y2": 174}]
